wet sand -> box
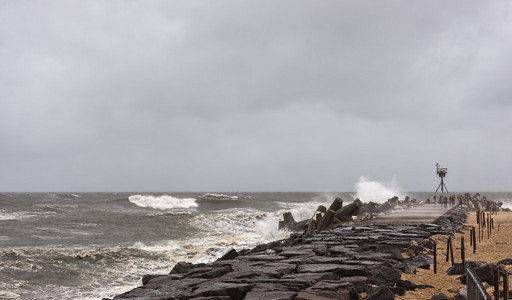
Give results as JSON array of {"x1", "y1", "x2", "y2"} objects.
[{"x1": 396, "y1": 210, "x2": 512, "y2": 299}]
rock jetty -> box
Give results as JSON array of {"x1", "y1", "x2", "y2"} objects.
[{"x1": 109, "y1": 194, "x2": 508, "y2": 300}]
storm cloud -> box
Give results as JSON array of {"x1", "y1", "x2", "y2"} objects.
[{"x1": 1, "y1": 1, "x2": 511, "y2": 192}]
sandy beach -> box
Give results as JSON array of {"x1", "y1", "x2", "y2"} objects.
[{"x1": 397, "y1": 210, "x2": 512, "y2": 299}]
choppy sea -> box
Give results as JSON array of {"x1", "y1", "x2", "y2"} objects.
[{"x1": 1, "y1": 191, "x2": 511, "y2": 299}]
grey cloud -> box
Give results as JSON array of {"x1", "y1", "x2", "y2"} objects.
[{"x1": 1, "y1": 1, "x2": 512, "y2": 191}]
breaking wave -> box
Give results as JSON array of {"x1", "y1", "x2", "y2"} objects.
[
  {"x1": 128, "y1": 195, "x2": 198, "y2": 210},
  {"x1": 354, "y1": 176, "x2": 403, "y2": 204},
  {"x1": 200, "y1": 193, "x2": 249, "y2": 200}
]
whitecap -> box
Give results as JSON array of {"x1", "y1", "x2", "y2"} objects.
[
  {"x1": 128, "y1": 195, "x2": 198, "y2": 210},
  {"x1": 201, "y1": 193, "x2": 242, "y2": 200}
]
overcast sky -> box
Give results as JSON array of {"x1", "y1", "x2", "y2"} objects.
[{"x1": 1, "y1": 1, "x2": 511, "y2": 192}]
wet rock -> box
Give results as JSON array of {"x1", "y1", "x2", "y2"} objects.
[
  {"x1": 192, "y1": 282, "x2": 252, "y2": 299},
  {"x1": 217, "y1": 249, "x2": 239, "y2": 261},
  {"x1": 295, "y1": 281, "x2": 359, "y2": 300},
  {"x1": 189, "y1": 265, "x2": 232, "y2": 279},
  {"x1": 169, "y1": 261, "x2": 194, "y2": 274},
  {"x1": 141, "y1": 274, "x2": 165, "y2": 285},
  {"x1": 281, "y1": 272, "x2": 337, "y2": 283},
  {"x1": 279, "y1": 249, "x2": 316, "y2": 258},
  {"x1": 298, "y1": 264, "x2": 367, "y2": 277}
]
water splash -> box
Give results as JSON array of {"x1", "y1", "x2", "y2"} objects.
[{"x1": 353, "y1": 176, "x2": 403, "y2": 204}]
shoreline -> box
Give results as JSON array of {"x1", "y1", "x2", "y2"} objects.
[{"x1": 109, "y1": 203, "x2": 474, "y2": 299}]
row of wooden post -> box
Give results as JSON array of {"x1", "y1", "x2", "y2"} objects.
[{"x1": 432, "y1": 209, "x2": 509, "y2": 299}]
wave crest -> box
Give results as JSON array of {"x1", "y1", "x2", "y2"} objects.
[
  {"x1": 201, "y1": 193, "x2": 249, "y2": 200},
  {"x1": 128, "y1": 195, "x2": 198, "y2": 210}
]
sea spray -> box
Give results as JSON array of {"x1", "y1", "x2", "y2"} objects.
[{"x1": 354, "y1": 176, "x2": 403, "y2": 203}]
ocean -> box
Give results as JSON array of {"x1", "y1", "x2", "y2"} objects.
[{"x1": 1, "y1": 191, "x2": 511, "y2": 299}]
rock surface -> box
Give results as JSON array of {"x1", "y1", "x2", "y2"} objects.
[{"x1": 110, "y1": 206, "x2": 471, "y2": 300}]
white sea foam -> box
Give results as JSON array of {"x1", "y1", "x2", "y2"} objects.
[
  {"x1": 201, "y1": 193, "x2": 248, "y2": 200},
  {"x1": 501, "y1": 202, "x2": 512, "y2": 210},
  {"x1": 354, "y1": 176, "x2": 403, "y2": 204},
  {"x1": 0, "y1": 210, "x2": 54, "y2": 220},
  {"x1": 128, "y1": 195, "x2": 198, "y2": 210}
]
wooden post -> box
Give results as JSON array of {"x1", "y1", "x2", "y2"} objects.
[
  {"x1": 461, "y1": 236, "x2": 465, "y2": 273},
  {"x1": 487, "y1": 216, "x2": 490, "y2": 239},
  {"x1": 482, "y1": 210, "x2": 486, "y2": 227},
  {"x1": 495, "y1": 268, "x2": 501, "y2": 299},
  {"x1": 477, "y1": 210, "x2": 480, "y2": 225},
  {"x1": 488, "y1": 213, "x2": 491, "y2": 236},
  {"x1": 446, "y1": 237, "x2": 451, "y2": 262},
  {"x1": 472, "y1": 226, "x2": 476, "y2": 254},
  {"x1": 449, "y1": 237, "x2": 454, "y2": 265},
  {"x1": 504, "y1": 271, "x2": 510, "y2": 300},
  {"x1": 478, "y1": 225, "x2": 481, "y2": 243},
  {"x1": 433, "y1": 241, "x2": 437, "y2": 274},
  {"x1": 469, "y1": 227, "x2": 473, "y2": 246}
]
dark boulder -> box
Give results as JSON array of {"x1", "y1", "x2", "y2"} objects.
[
  {"x1": 364, "y1": 285, "x2": 395, "y2": 300},
  {"x1": 396, "y1": 279, "x2": 434, "y2": 290},
  {"x1": 459, "y1": 263, "x2": 503, "y2": 285},
  {"x1": 170, "y1": 261, "x2": 194, "y2": 274},
  {"x1": 192, "y1": 282, "x2": 252, "y2": 299},
  {"x1": 430, "y1": 293, "x2": 449, "y2": 300},
  {"x1": 217, "y1": 249, "x2": 239, "y2": 261},
  {"x1": 393, "y1": 262, "x2": 416, "y2": 274},
  {"x1": 406, "y1": 254, "x2": 433, "y2": 269},
  {"x1": 141, "y1": 274, "x2": 165, "y2": 286},
  {"x1": 497, "y1": 258, "x2": 512, "y2": 265},
  {"x1": 244, "y1": 290, "x2": 296, "y2": 300},
  {"x1": 446, "y1": 263, "x2": 465, "y2": 275},
  {"x1": 295, "y1": 281, "x2": 359, "y2": 300},
  {"x1": 366, "y1": 265, "x2": 401, "y2": 286},
  {"x1": 338, "y1": 276, "x2": 370, "y2": 293}
]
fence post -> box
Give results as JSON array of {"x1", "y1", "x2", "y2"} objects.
[
  {"x1": 461, "y1": 236, "x2": 465, "y2": 273},
  {"x1": 472, "y1": 226, "x2": 476, "y2": 254},
  {"x1": 433, "y1": 241, "x2": 437, "y2": 274},
  {"x1": 495, "y1": 268, "x2": 501, "y2": 299},
  {"x1": 446, "y1": 237, "x2": 451, "y2": 262},
  {"x1": 449, "y1": 237, "x2": 454, "y2": 265},
  {"x1": 504, "y1": 271, "x2": 509, "y2": 300}
]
